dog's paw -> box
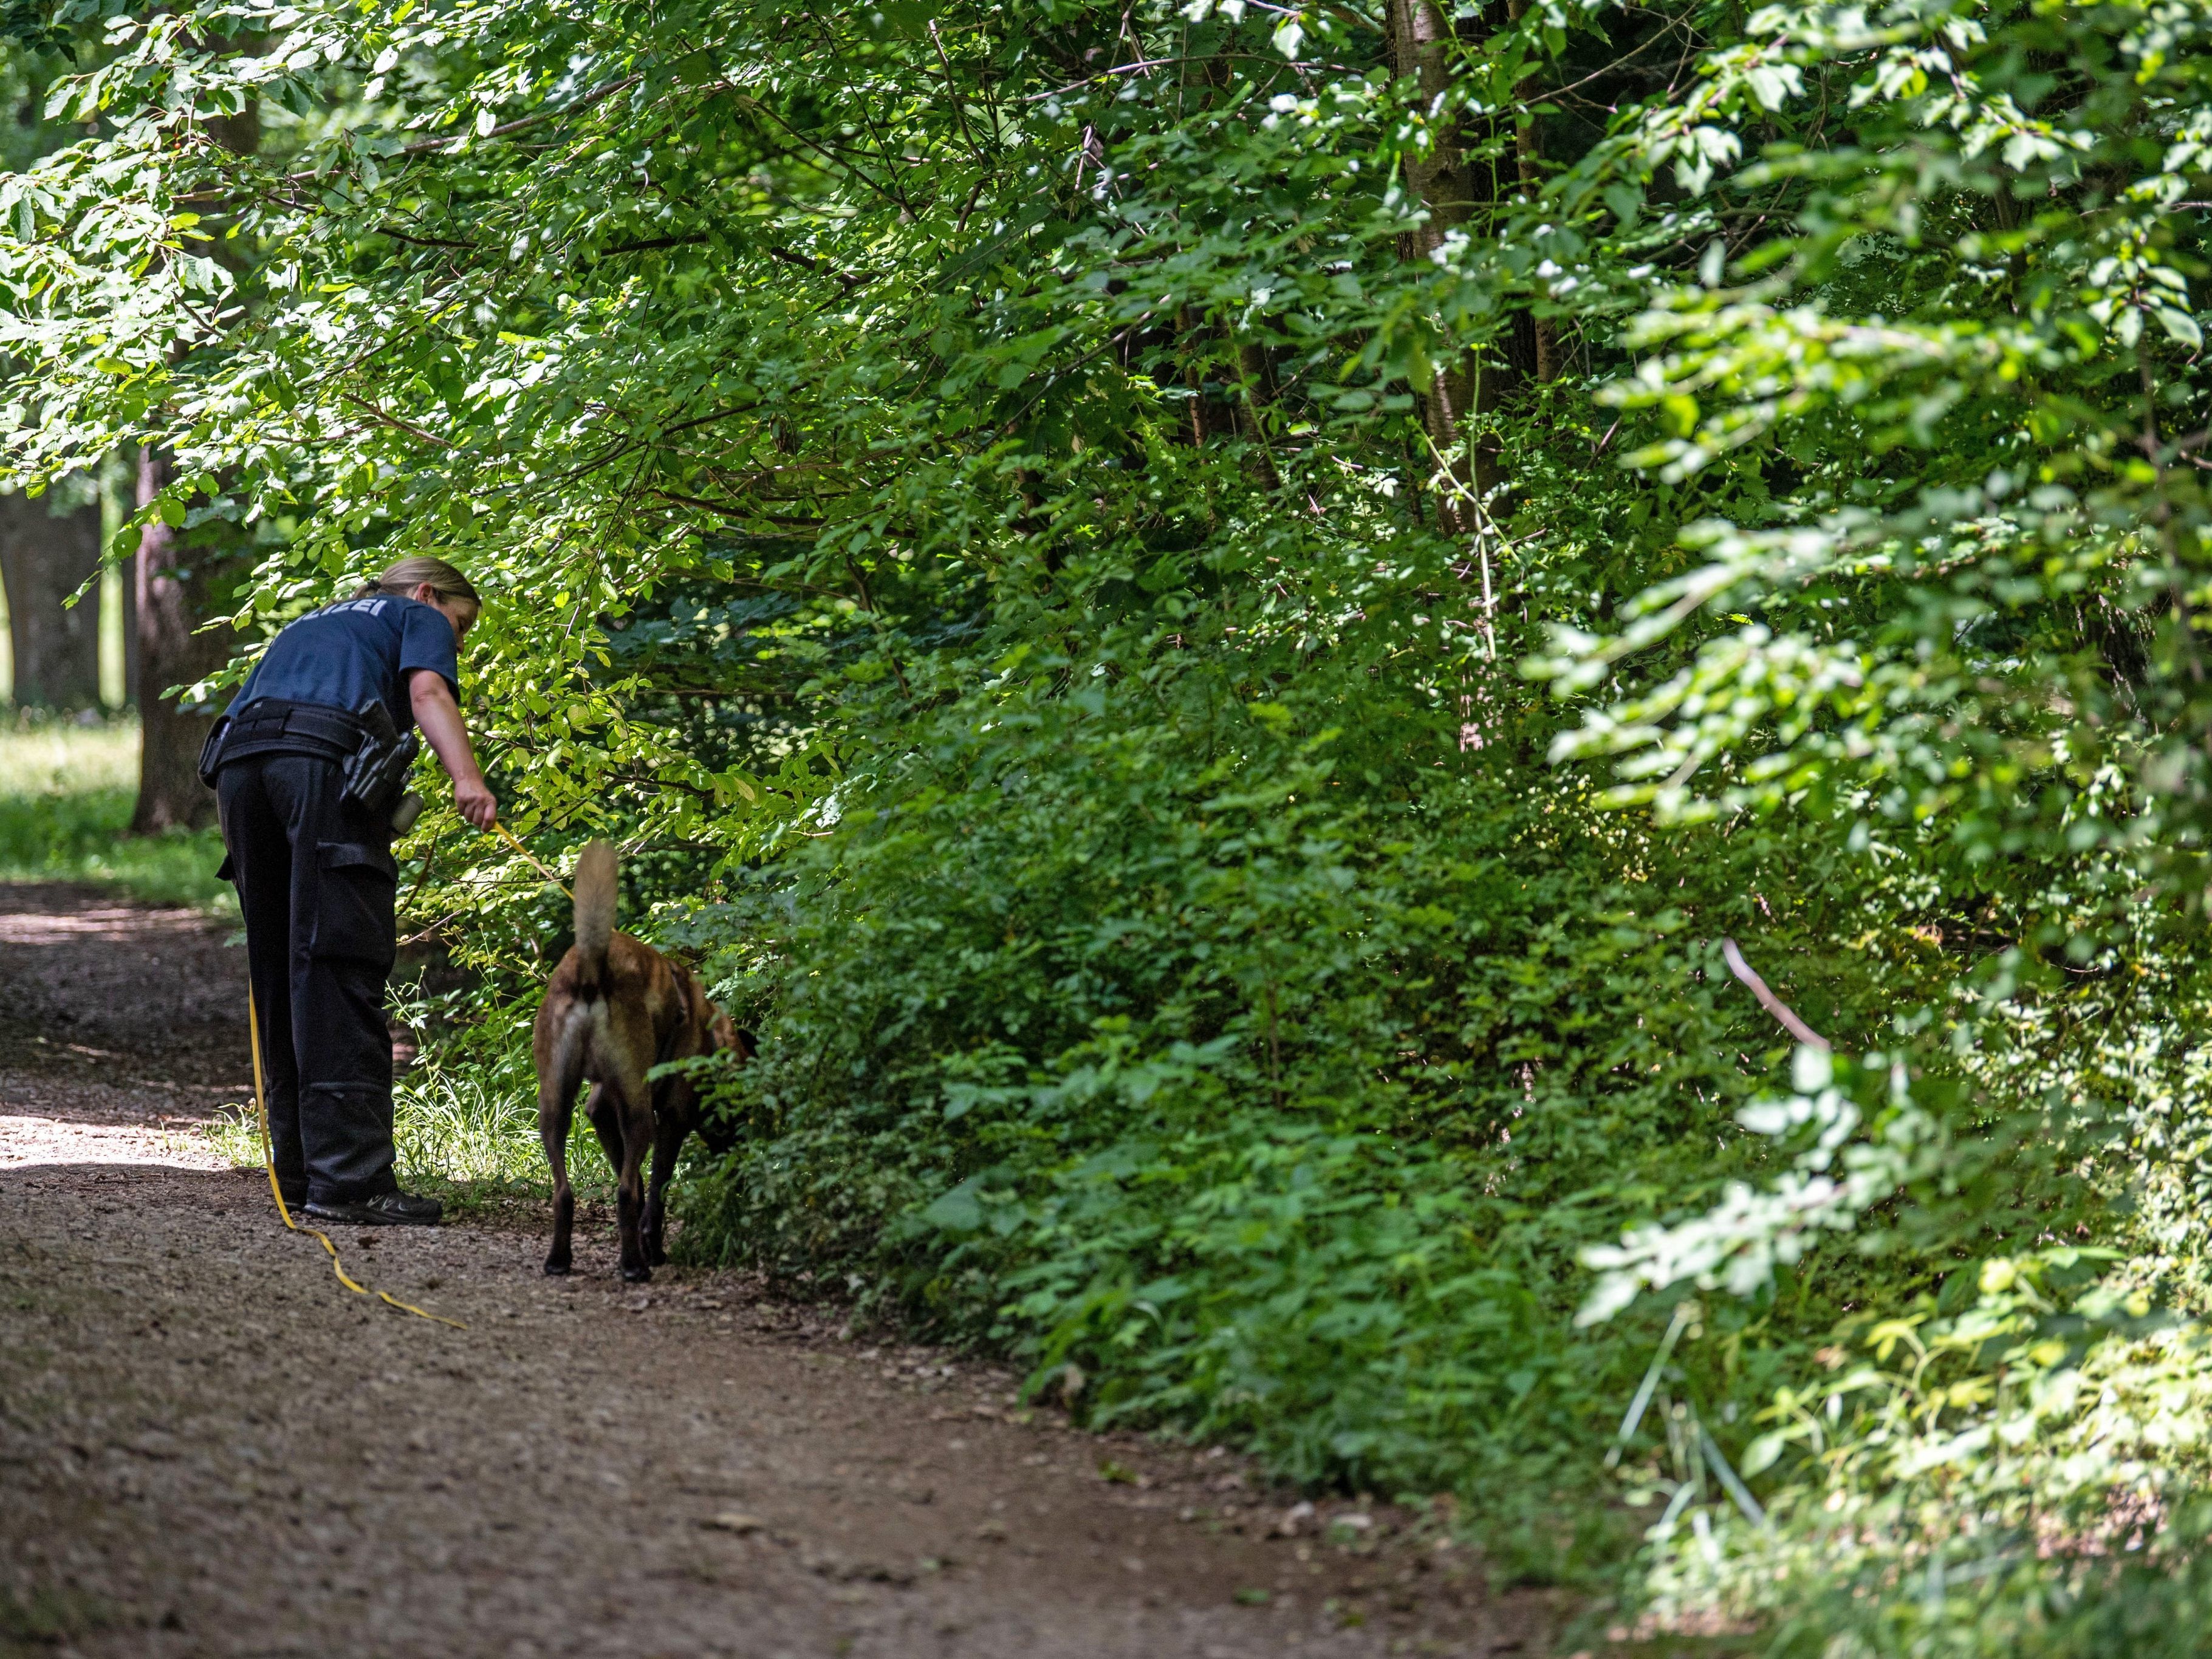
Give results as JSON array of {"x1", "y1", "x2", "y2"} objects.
[
  {"x1": 543, "y1": 1257, "x2": 572, "y2": 1277},
  {"x1": 621, "y1": 1264, "x2": 653, "y2": 1284}
]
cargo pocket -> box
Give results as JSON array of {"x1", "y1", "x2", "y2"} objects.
[{"x1": 312, "y1": 841, "x2": 398, "y2": 968}]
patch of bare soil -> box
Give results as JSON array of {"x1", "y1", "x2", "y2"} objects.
[{"x1": 0, "y1": 883, "x2": 1556, "y2": 1658}]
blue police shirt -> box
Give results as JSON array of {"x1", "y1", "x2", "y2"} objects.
[{"x1": 228, "y1": 594, "x2": 461, "y2": 731}]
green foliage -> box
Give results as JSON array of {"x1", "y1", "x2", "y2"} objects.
[
  {"x1": 0, "y1": 717, "x2": 231, "y2": 909},
  {"x1": 385, "y1": 1010, "x2": 546, "y2": 1195},
  {"x1": 7, "y1": 0, "x2": 2212, "y2": 1644}
]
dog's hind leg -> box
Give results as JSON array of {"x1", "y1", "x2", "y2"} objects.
[
  {"x1": 642, "y1": 1103, "x2": 691, "y2": 1268},
  {"x1": 584, "y1": 1082, "x2": 626, "y2": 1177},
  {"x1": 602, "y1": 1073, "x2": 657, "y2": 1282},
  {"x1": 535, "y1": 1016, "x2": 587, "y2": 1276}
]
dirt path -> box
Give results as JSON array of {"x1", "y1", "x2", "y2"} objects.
[{"x1": 0, "y1": 883, "x2": 1549, "y2": 1659}]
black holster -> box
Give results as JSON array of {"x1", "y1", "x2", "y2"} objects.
[{"x1": 340, "y1": 697, "x2": 420, "y2": 821}]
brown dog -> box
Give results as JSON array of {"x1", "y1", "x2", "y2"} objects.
[{"x1": 533, "y1": 840, "x2": 744, "y2": 1281}]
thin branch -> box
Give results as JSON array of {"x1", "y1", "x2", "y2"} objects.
[
  {"x1": 1022, "y1": 53, "x2": 1313, "y2": 102},
  {"x1": 660, "y1": 405, "x2": 761, "y2": 437},
  {"x1": 394, "y1": 74, "x2": 645, "y2": 160},
  {"x1": 928, "y1": 19, "x2": 988, "y2": 165},
  {"x1": 340, "y1": 393, "x2": 453, "y2": 450},
  {"x1": 375, "y1": 225, "x2": 481, "y2": 250},
  {"x1": 649, "y1": 487, "x2": 822, "y2": 530},
  {"x1": 601, "y1": 233, "x2": 710, "y2": 256},
  {"x1": 766, "y1": 243, "x2": 873, "y2": 292},
  {"x1": 1720, "y1": 938, "x2": 1830, "y2": 1050}
]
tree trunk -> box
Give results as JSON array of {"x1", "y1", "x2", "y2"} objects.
[
  {"x1": 122, "y1": 546, "x2": 140, "y2": 709},
  {"x1": 0, "y1": 488, "x2": 104, "y2": 709},
  {"x1": 1178, "y1": 307, "x2": 1220, "y2": 447},
  {"x1": 131, "y1": 79, "x2": 260, "y2": 828},
  {"x1": 131, "y1": 448, "x2": 232, "y2": 833},
  {"x1": 1388, "y1": 0, "x2": 1491, "y2": 531},
  {"x1": 1234, "y1": 341, "x2": 1282, "y2": 491},
  {"x1": 1510, "y1": 0, "x2": 1558, "y2": 385}
]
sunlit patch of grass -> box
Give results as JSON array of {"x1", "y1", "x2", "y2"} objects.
[
  {"x1": 201, "y1": 1102, "x2": 264, "y2": 1171},
  {"x1": 0, "y1": 717, "x2": 138, "y2": 790},
  {"x1": 395, "y1": 1066, "x2": 546, "y2": 1188},
  {"x1": 397, "y1": 1062, "x2": 621, "y2": 1217},
  {"x1": 0, "y1": 714, "x2": 232, "y2": 912}
]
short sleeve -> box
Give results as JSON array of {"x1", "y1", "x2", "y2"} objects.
[{"x1": 397, "y1": 601, "x2": 461, "y2": 700}]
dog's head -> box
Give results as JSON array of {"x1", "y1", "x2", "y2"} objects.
[
  {"x1": 700, "y1": 996, "x2": 756, "y2": 1064},
  {"x1": 694, "y1": 1005, "x2": 755, "y2": 1157}
]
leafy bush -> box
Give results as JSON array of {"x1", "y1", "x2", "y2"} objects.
[{"x1": 676, "y1": 591, "x2": 1899, "y2": 1542}]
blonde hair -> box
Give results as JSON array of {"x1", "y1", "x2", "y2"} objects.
[{"x1": 357, "y1": 555, "x2": 481, "y2": 622}]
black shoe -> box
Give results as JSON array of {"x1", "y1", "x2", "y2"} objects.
[{"x1": 303, "y1": 1191, "x2": 443, "y2": 1228}]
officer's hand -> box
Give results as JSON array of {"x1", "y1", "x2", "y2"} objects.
[{"x1": 454, "y1": 775, "x2": 498, "y2": 832}]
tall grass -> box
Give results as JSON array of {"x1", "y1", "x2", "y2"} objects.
[
  {"x1": 0, "y1": 714, "x2": 231, "y2": 911},
  {"x1": 394, "y1": 1065, "x2": 546, "y2": 1188},
  {"x1": 391, "y1": 1033, "x2": 615, "y2": 1212}
]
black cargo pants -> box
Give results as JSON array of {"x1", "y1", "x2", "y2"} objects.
[{"x1": 216, "y1": 752, "x2": 400, "y2": 1206}]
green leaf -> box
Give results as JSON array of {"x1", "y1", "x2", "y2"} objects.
[{"x1": 1740, "y1": 1431, "x2": 1788, "y2": 1477}]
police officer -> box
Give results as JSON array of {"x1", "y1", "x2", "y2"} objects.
[{"x1": 210, "y1": 556, "x2": 498, "y2": 1226}]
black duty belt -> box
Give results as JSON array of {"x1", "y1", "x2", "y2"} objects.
[
  {"x1": 215, "y1": 698, "x2": 369, "y2": 765},
  {"x1": 203, "y1": 695, "x2": 422, "y2": 824}
]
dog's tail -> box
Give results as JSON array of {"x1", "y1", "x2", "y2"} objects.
[{"x1": 572, "y1": 839, "x2": 618, "y2": 993}]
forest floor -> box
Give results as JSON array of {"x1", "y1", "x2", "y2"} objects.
[{"x1": 0, "y1": 881, "x2": 1559, "y2": 1659}]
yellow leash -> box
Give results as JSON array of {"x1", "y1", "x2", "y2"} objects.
[
  {"x1": 494, "y1": 819, "x2": 572, "y2": 897},
  {"x1": 247, "y1": 988, "x2": 465, "y2": 1330}
]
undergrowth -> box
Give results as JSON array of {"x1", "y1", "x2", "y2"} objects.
[{"x1": 665, "y1": 634, "x2": 1891, "y2": 1587}]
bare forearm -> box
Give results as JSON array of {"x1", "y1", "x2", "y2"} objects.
[
  {"x1": 408, "y1": 671, "x2": 498, "y2": 828},
  {"x1": 411, "y1": 679, "x2": 481, "y2": 784}
]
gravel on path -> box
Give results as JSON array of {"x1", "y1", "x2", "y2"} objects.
[{"x1": 0, "y1": 883, "x2": 1548, "y2": 1659}]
